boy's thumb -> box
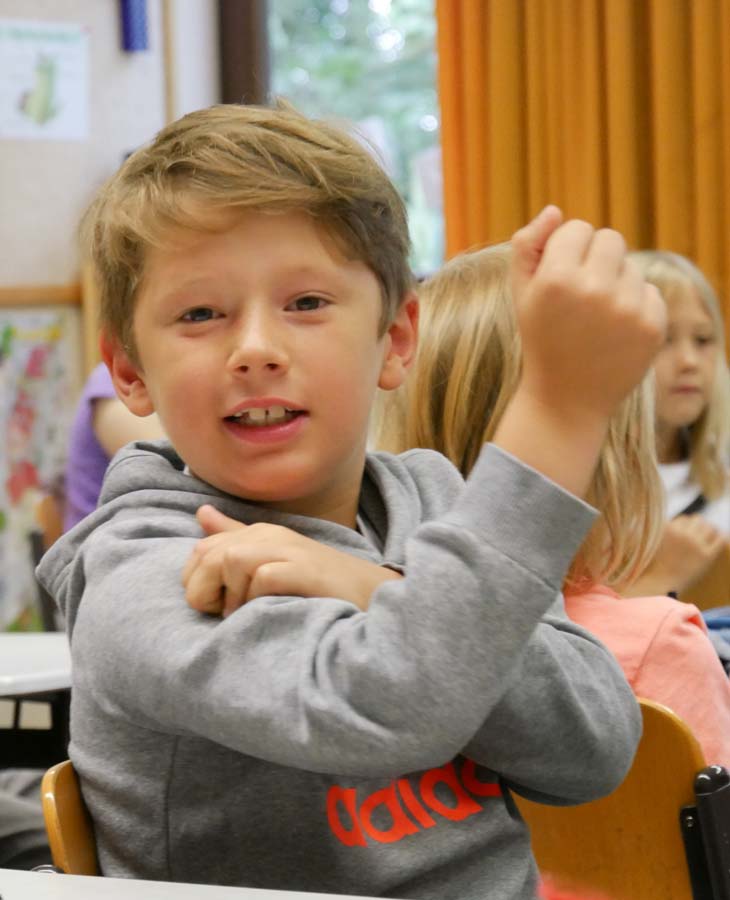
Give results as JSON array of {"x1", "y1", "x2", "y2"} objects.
[
  {"x1": 196, "y1": 504, "x2": 246, "y2": 535},
  {"x1": 511, "y1": 205, "x2": 562, "y2": 283}
]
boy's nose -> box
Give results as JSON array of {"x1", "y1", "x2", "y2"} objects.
[{"x1": 228, "y1": 320, "x2": 289, "y2": 374}]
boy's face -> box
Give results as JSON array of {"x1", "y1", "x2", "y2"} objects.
[{"x1": 105, "y1": 210, "x2": 416, "y2": 526}]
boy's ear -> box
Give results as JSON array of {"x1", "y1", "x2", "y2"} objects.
[
  {"x1": 99, "y1": 332, "x2": 155, "y2": 417},
  {"x1": 378, "y1": 292, "x2": 418, "y2": 391}
]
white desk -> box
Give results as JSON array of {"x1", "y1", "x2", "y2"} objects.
[
  {"x1": 0, "y1": 870, "x2": 381, "y2": 899},
  {"x1": 0, "y1": 633, "x2": 71, "y2": 696}
]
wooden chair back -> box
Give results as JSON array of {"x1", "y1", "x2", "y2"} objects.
[
  {"x1": 35, "y1": 493, "x2": 63, "y2": 552},
  {"x1": 41, "y1": 759, "x2": 98, "y2": 875},
  {"x1": 31, "y1": 494, "x2": 64, "y2": 631},
  {"x1": 514, "y1": 699, "x2": 705, "y2": 900}
]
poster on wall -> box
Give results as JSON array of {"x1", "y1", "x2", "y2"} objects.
[
  {"x1": 0, "y1": 307, "x2": 81, "y2": 630},
  {"x1": 0, "y1": 18, "x2": 90, "y2": 141}
]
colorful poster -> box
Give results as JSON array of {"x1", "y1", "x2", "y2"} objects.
[
  {"x1": 0, "y1": 18, "x2": 90, "y2": 141},
  {"x1": 0, "y1": 307, "x2": 81, "y2": 630}
]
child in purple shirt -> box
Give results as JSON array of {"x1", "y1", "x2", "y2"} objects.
[{"x1": 64, "y1": 363, "x2": 162, "y2": 529}]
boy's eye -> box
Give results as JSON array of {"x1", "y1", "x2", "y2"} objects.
[
  {"x1": 286, "y1": 295, "x2": 328, "y2": 312},
  {"x1": 181, "y1": 307, "x2": 217, "y2": 323}
]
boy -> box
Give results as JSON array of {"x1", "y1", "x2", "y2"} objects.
[{"x1": 39, "y1": 103, "x2": 665, "y2": 899}]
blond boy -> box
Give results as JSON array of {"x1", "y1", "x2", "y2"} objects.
[{"x1": 39, "y1": 104, "x2": 664, "y2": 899}]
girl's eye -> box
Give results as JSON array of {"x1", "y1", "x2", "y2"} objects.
[
  {"x1": 286, "y1": 296, "x2": 328, "y2": 312},
  {"x1": 182, "y1": 307, "x2": 217, "y2": 323},
  {"x1": 696, "y1": 335, "x2": 714, "y2": 347}
]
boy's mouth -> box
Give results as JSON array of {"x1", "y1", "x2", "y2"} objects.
[{"x1": 225, "y1": 405, "x2": 304, "y2": 427}]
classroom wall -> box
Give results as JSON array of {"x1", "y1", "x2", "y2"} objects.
[
  {"x1": 168, "y1": 0, "x2": 220, "y2": 120},
  {"x1": 0, "y1": 0, "x2": 219, "y2": 628},
  {"x1": 0, "y1": 0, "x2": 220, "y2": 287}
]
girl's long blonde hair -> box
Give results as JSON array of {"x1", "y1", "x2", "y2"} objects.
[
  {"x1": 629, "y1": 250, "x2": 730, "y2": 500},
  {"x1": 372, "y1": 243, "x2": 663, "y2": 593}
]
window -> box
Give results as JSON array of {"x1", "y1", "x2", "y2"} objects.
[{"x1": 269, "y1": 0, "x2": 443, "y2": 274}]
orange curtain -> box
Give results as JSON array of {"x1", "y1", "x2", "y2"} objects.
[{"x1": 436, "y1": 0, "x2": 730, "y2": 328}]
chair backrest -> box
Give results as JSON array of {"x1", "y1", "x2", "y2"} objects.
[
  {"x1": 514, "y1": 698, "x2": 705, "y2": 900},
  {"x1": 41, "y1": 759, "x2": 98, "y2": 875},
  {"x1": 35, "y1": 494, "x2": 63, "y2": 552},
  {"x1": 682, "y1": 542, "x2": 730, "y2": 611},
  {"x1": 31, "y1": 494, "x2": 64, "y2": 631}
]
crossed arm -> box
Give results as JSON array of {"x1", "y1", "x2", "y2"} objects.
[{"x1": 183, "y1": 503, "x2": 401, "y2": 616}]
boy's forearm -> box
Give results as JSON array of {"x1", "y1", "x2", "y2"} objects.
[
  {"x1": 462, "y1": 616, "x2": 641, "y2": 803},
  {"x1": 491, "y1": 386, "x2": 608, "y2": 500}
]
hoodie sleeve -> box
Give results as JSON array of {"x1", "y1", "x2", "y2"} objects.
[
  {"x1": 40, "y1": 444, "x2": 637, "y2": 787},
  {"x1": 461, "y1": 599, "x2": 640, "y2": 805}
]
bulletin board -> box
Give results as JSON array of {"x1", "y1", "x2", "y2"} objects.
[
  {"x1": 0, "y1": 286, "x2": 83, "y2": 630},
  {"x1": 0, "y1": 0, "x2": 218, "y2": 629},
  {"x1": 0, "y1": 0, "x2": 167, "y2": 287},
  {"x1": 0, "y1": 0, "x2": 167, "y2": 630}
]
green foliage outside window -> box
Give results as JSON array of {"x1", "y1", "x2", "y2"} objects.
[{"x1": 269, "y1": 0, "x2": 443, "y2": 273}]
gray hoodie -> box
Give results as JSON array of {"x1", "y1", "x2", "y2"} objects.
[{"x1": 38, "y1": 440, "x2": 640, "y2": 899}]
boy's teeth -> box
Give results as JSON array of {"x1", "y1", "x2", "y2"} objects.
[
  {"x1": 233, "y1": 405, "x2": 293, "y2": 425},
  {"x1": 248, "y1": 408, "x2": 267, "y2": 423}
]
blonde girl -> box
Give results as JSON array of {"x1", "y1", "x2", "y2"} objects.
[
  {"x1": 373, "y1": 243, "x2": 662, "y2": 594},
  {"x1": 629, "y1": 251, "x2": 730, "y2": 530},
  {"x1": 373, "y1": 242, "x2": 730, "y2": 763}
]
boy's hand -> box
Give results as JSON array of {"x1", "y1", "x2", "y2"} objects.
[
  {"x1": 511, "y1": 208, "x2": 667, "y2": 424},
  {"x1": 182, "y1": 505, "x2": 402, "y2": 617},
  {"x1": 625, "y1": 515, "x2": 727, "y2": 596},
  {"x1": 494, "y1": 206, "x2": 667, "y2": 499}
]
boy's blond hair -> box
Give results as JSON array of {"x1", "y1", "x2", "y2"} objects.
[
  {"x1": 81, "y1": 103, "x2": 413, "y2": 357},
  {"x1": 630, "y1": 250, "x2": 730, "y2": 500},
  {"x1": 372, "y1": 243, "x2": 663, "y2": 592}
]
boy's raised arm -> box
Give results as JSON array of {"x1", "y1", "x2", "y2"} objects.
[{"x1": 495, "y1": 207, "x2": 666, "y2": 499}]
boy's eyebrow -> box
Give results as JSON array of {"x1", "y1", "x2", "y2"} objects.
[
  {"x1": 156, "y1": 265, "x2": 355, "y2": 302},
  {"x1": 153, "y1": 278, "x2": 222, "y2": 304}
]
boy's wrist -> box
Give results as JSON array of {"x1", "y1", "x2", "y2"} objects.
[{"x1": 492, "y1": 386, "x2": 609, "y2": 499}]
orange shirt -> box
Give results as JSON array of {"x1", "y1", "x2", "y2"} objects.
[{"x1": 565, "y1": 584, "x2": 730, "y2": 765}]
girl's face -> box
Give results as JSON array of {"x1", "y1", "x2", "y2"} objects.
[{"x1": 653, "y1": 286, "x2": 718, "y2": 433}]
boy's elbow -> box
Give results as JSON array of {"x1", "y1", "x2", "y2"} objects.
[{"x1": 568, "y1": 696, "x2": 642, "y2": 803}]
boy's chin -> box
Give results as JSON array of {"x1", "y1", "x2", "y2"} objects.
[{"x1": 193, "y1": 470, "x2": 318, "y2": 507}]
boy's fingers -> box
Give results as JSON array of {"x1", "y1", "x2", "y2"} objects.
[
  {"x1": 220, "y1": 549, "x2": 254, "y2": 615},
  {"x1": 511, "y1": 205, "x2": 563, "y2": 281},
  {"x1": 185, "y1": 565, "x2": 225, "y2": 614},
  {"x1": 248, "y1": 560, "x2": 299, "y2": 601},
  {"x1": 642, "y1": 281, "x2": 667, "y2": 329},
  {"x1": 185, "y1": 546, "x2": 247, "y2": 613},
  {"x1": 582, "y1": 228, "x2": 627, "y2": 280},
  {"x1": 222, "y1": 572, "x2": 252, "y2": 618},
  {"x1": 539, "y1": 219, "x2": 595, "y2": 269},
  {"x1": 197, "y1": 504, "x2": 247, "y2": 535},
  {"x1": 182, "y1": 534, "x2": 222, "y2": 586}
]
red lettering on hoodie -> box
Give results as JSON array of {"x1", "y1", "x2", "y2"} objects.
[
  {"x1": 461, "y1": 759, "x2": 502, "y2": 797},
  {"x1": 419, "y1": 762, "x2": 482, "y2": 821},
  {"x1": 327, "y1": 759, "x2": 502, "y2": 846},
  {"x1": 359, "y1": 783, "x2": 420, "y2": 843},
  {"x1": 397, "y1": 778, "x2": 436, "y2": 828},
  {"x1": 327, "y1": 786, "x2": 367, "y2": 847}
]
